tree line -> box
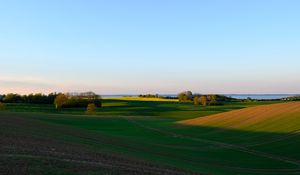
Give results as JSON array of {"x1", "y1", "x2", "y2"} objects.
[
  {"x1": 0, "y1": 93, "x2": 57, "y2": 104},
  {"x1": 54, "y1": 92, "x2": 101, "y2": 109},
  {"x1": 138, "y1": 94, "x2": 177, "y2": 99},
  {"x1": 281, "y1": 95, "x2": 300, "y2": 101},
  {"x1": 177, "y1": 91, "x2": 235, "y2": 106},
  {"x1": 0, "y1": 92, "x2": 102, "y2": 111}
]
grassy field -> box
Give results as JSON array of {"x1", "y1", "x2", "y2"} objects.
[
  {"x1": 104, "y1": 96, "x2": 179, "y2": 102},
  {"x1": 2, "y1": 99, "x2": 279, "y2": 120},
  {"x1": 1, "y1": 99, "x2": 300, "y2": 174}
]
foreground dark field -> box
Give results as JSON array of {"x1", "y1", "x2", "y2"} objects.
[
  {"x1": 0, "y1": 113, "x2": 194, "y2": 175},
  {"x1": 1, "y1": 100, "x2": 300, "y2": 175}
]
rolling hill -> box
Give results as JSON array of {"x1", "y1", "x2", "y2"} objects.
[
  {"x1": 1, "y1": 101, "x2": 300, "y2": 174},
  {"x1": 180, "y1": 102, "x2": 300, "y2": 133}
]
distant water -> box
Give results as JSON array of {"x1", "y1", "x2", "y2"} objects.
[
  {"x1": 102, "y1": 94, "x2": 299, "y2": 100},
  {"x1": 224, "y1": 94, "x2": 299, "y2": 100}
]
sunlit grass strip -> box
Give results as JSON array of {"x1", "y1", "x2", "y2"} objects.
[{"x1": 104, "y1": 97, "x2": 179, "y2": 102}]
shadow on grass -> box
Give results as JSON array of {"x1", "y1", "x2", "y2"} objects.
[{"x1": 1, "y1": 112, "x2": 300, "y2": 175}]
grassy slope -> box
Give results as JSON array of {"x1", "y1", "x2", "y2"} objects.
[
  {"x1": 3, "y1": 99, "x2": 279, "y2": 120},
  {"x1": 179, "y1": 102, "x2": 300, "y2": 162},
  {"x1": 1, "y1": 100, "x2": 300, "y2": 174},
  {"x1": 180, "y1": 102, "x2": 300, "y2": 132}
]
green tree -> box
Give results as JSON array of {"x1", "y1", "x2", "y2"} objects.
[
  {"x1": 54, "y1": 94, "x2": 68, "y2": 109},
  {"x1": 86, "y1": 103, "x2": 97, "y2": 114},
  {"x1": 3, "y1": 93, "x2": 22, "y2": 103},
  {"x1": 208, "y1": 95, "x2": 217, "y2": 105},
  {"x1": 194, "y1": 96, "x2": 200, "y2": 105},
  {"x1": 178, "y1": 91, "x2": 193, "y2": 102},
  {"x1": 200, "y1": 96, "x2": 207, "y2": 106},
  {"x1": 178, "y1": 93, "x2": 185, "y2": 102}
]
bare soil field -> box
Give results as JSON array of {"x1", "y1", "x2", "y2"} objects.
[{"x1": 0, "y1": 114, "x2": 198, "y2": 175}]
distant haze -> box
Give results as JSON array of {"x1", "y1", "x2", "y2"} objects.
[{"x1": 1, "y1": 0, "x2": 300, "y2": 94}]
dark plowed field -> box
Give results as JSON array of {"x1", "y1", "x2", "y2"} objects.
[{"x1": 0, "y1": 114, "x2": 197, "y2": 175}]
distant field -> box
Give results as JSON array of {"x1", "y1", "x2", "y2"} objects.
[
  {"x1": 104, "y1": 96, "x2": 179, "y2": 102},
  {"x1": 2, "y1": 99, "x2": 279, "y2": 120},
  {"x1": 1, "y1": 100, "x2": 300, "y2": 174}
]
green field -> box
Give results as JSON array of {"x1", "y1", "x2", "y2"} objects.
[{"x1": 1, "y1": 99, "x2": 300, "y2": 175}]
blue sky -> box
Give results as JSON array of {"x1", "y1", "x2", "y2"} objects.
[{"x1": 1, "y1": 0, "x2": 300, "y2": 94}]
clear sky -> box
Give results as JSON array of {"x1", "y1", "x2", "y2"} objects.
[{"x1": 1, "y1": 0, "x2": 300, "y2": 94}]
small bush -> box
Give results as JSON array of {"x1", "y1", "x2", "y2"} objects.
[
  {"x1": 0, "y1": 102, "x2": 6, "y2": 110},
  {"x1": 86, "y1": 103, "x2": 97, "y2": 114}
]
